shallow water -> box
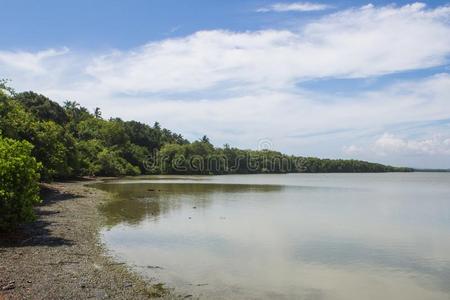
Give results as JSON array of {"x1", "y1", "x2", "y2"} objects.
[{"x1": 94, "y1": 173, "x2": 450, "y2": 299}]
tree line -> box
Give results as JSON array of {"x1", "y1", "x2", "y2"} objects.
[{"x1": 0, "y1": 82, "x2": 411, "y2": 180}]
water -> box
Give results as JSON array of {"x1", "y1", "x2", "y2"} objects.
[{"x1": 94, "y1": 173, "x2": 450, "y2": 299}]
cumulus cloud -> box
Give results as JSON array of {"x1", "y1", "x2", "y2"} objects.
[
  {"x1": 3, "y1": 3, "x2": 450, "y2": 95},
  {"x1": 257, "y1": 2, "x2": 331, "y2": 12},
  {"x1": 374, "y1": 133, "x2": 450, "y2": 155},
  {"x1": 0, "y1": 48, "x2": 69, "y2": 74},
  {"x1": 342, "y1": 131, "x2": 450, "y2": 164},
  {"x1": 80, "y1": 2, "x2": 450, "y2": 95}
]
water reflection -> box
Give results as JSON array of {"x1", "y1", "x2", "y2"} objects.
[
  {"x1": 96, "y1": 182, "x2": 284, "y2": 227},
  {"x1": 94, "y1": 173, "x2": 450, "y2": 299}
]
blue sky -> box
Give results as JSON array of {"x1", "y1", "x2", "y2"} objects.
[
  {"x1": 1, "y1": 0, "x2": 450, "y2": 168},
  {"x1": 2, "y1": 0, "x2": 448, "y2": 49}
]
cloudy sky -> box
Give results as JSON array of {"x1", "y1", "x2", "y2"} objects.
[{"x1": 1, "y1": 0, "x2": 450, "y2": 168}]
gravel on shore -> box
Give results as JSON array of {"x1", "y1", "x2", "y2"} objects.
[{"x1": 0, "y1": 180, "x2": 170, "y2": 300}]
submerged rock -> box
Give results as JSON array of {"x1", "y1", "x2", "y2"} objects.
[{"x1": 2, "y1": 281, "x2": 15, "y2": 290}]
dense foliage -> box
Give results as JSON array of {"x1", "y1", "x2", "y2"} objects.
[
  {"x1": 0, "y1": 136, "x2": 41, "y2": 230},
  {"x1": 0, "y1": 84, "x2": 411, "y2": 181},
  {"x1": 0, "y1": 88, "x2": 188, "y2": 180},
  {"x1": 156, "y1": 143, "x2": 410, "y2": 174}
]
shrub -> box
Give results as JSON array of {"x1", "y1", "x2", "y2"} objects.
[
  {"x1": 97, "y1": 148, "x2": 140, "y2": 176},
  {"x1": 0, "y1": 136, "x2": 41, "y2": 230}
]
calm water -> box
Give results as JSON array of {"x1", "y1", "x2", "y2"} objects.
[{"x1": 94, "y1": 173, "x2": 450, "y2": 299}]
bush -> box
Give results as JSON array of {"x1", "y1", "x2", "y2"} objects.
[
  {"x1": 97, "y1": 148, "x2": 140, "y2": 176},
  {"x1": 0, "y1": 136, "x2": 41, "y2": 230}
]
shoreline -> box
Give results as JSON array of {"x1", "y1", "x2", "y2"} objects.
[{"x1": 0, "y1": 180, "x2": 169, "y2": 299}]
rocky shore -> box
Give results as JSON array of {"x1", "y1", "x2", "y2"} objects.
[{"x1": 0, "y1": 180, "x2": 170, "y2": 300}]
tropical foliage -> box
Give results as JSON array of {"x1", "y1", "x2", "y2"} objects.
[
  {"x1": 0, "y1": 136, "x2": 41, "y2": 230},
  {"x1": 0, "y1": 84, "x2": 411, "y2": 180}
]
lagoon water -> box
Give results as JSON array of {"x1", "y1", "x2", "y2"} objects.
[{"x1": 94, "y1": 173, "x2": 450, "y2": 299}]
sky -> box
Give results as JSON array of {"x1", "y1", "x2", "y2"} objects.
[{"x1": 1, "y1": 0, "x2": 450, "y2": 168}]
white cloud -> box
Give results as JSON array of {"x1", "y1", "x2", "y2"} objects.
[
  {"x1": 0, "y1": 48, "x2": 68, "y2": 74},
  {"x1": 341, "y1": 131, "x2": 450, "y2": 166},
  {"x1": 3, "y1": 3, "x2": 449, "y2": 95},
  {"x1": 81, "y1": 3, "x2": 450, "y2": 94},
  {"x1": 47, "y1": 73, "x2": 448, "y2": 156},
  {"x1": 257, "y1": 2, "x2": 331, "y2": 12},
  {"x1": 343, "y1": 145, "x2": 363, "y2": 155},
  {"x1": 374, "y1": 133, "x2": 450, "y2": 155}
]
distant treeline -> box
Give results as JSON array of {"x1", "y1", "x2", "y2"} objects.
[
  {"x1": 0, "y1": 83, "x2": 412, "y2": 181},
  {"x1": 413, "y1": 169, "x2": 450, "y2": 172}
]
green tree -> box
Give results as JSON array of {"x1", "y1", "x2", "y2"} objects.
[
  {"x1": 31, "y1": 121, "x2": 78, "y2": 181},
  {"x1": 0, "y1": 136, "x2": 41, "y2": 230},
  {"x1": 0, "y1": 92, "x2": 79, "y2": 180},
  {"x1": 15, "y1": 91, "x2": 68, "y2": 125},
  {"x1": 96, "y1": 148, "x2": 140, "y2": 176}
]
